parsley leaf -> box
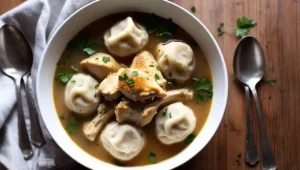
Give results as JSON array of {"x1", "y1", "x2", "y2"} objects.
[
  {"x1": 56, "y1": 72, "x2": 74, "y2": 84},
  {"x1": 66, "y1": 116, "x2": 77, "y2": 134},
  {"x1": 217, "y1": 23, "x2": 225, "y2": 36},
  {"x1": 132, "y1": 71, "x2": 139, "y2": 77},
  {"x1": 184, "y1": 133, "x2": 195, "y2": 144},
  {"x1": 71, "y1": 66, "x2": 79, "y2": 73},
  {"x1": 263, "y1": 79, "x2": 277, "y2": 86},
  {"x1": 169, "y1": 112, "x2": 172, "y2": 118},
  {"x1": 102, "y1": 56, "x2": 110, "y2": 63},
  {"x1": 236, "y1": 16, "x2": 257, "y2": 37},
  {"x1": 192, "y1": 77, "x2": 213, "y2": 102},
  {"x1": 83, "y1": 47, "x2": 96, "y2": 55},
  {"x1": 119, "y1": 73, "x2": 136, "y2": 87},
  {"x1": 190, "y1": 6, "x2": 196, "y2": 13},
  {"x1": 162, "y1": 109, "x2": 167, "y2": 116},
  {"x1": 154, "y1": 74, "x2": 160, "y2": 81},
  {"x1": 148, "y1": 152, "x2": 156, "y2": 164},
  {"x1": 149, "y1": 65, "x2": 154, "y2": 67},
  {"x1": 156, "y1": 65, "x2": 160, "y2": 71},
  {"x1": 95, "y1": 84, "x2": 100, "y2": 89},
  {"x1": 59, "y1": 114, "x2": 65, "y2": 120}
]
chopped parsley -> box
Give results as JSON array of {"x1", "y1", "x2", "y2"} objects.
[
  {"x1": 56, "y1": 66, "x2": 78, "y2": 84},
  {"x1": 156, "y1": 65, "x2": 160, "y2": 71},
  {"x1": 163, "y1": 54, "x2": 168, "y2": 58},
  {"x1": 113, "y1": 159, "x2": 123, "y2": 166},
  {"x1": 149, "y1": 65, "x2": 154, "y2": 67},
  {"x1": 162, "y1": 109, "x2": 167, "y2": 116},
  {"x1": 59, "y1": 114, "x2": 65, "y2": 120},
  {"x1": 144, "y1": 13, "x2": 177, "y2": 41},
  {"x1": 184, "y1": 133, "x2": 195, "y2": 144},
  {"x1": 95, "y1": 84, "x2": 100, "y2": 89},
  {"x1": 192, "y1": 77, "x2": 213, "y2": 102},
  {"x1": 95, "y1": 57, "x2": 99, "y2": 60},
  {"x1": 71, "y1": 66, "x2": 79, "y2": 73},
  {"x1": 66, "y1": 116, "x2": 77, "y2": 134},
  {"x1": 169, "y1": 112, "x2": 172, "y2": 118},
  {"x1": 148, "y1": 152, "x2": 156, "y2": 164},
  {"x1": 67, "y1": 32, "x2": 101, "y2": 54},
  {"x1": 217, "y1": 23, "x2": 225, "y2": 36},
  {"x1": 83, "y1": 47, "x2": 96, "y2": 55},
  {"x1": 132, "y1": 71, "x2": 139, "y2": 77},
  {"x1": 217, "y1": 17, "x2": 256, "y2": 38},
  {"x1": 263, "y1": 79, "x2": 277, "y2": 86},
  {"x1": 190, "y1": 6, "x2": 196, "y2": 13},
  {"x1": 102, "y1": 56, "x2": 110, "y2": 63},
  {"x1": 119, "y1": 73, "x2": 136, "y2": 87},
  {"x1": 154, "y1": 74, "x2": 160, "y2": 81},
  {"x1": 70, "y1": 80, "x2": 76, "y2": 83}
]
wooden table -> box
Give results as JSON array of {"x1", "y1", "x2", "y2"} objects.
[{"x1": 1, "y1": 0, "x2": 299, "y2": 169}]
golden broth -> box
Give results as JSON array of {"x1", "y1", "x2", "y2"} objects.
[{"x1": 53, "y1": 12, "x2": 212, "y2": 166}]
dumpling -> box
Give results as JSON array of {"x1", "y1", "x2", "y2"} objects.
[
  {"x1": 65, "y1": 73, "x2": 100, "y2": 116},
  {"x1": 155, "y1": 102, "x2": 196, "y2": 145},
  {"x1": 80, "y1": 53, "x2": 123, "y2": 80},
  {"x1": 156, "y1": 41, "x2": 196, "y2": 84},
  {"x1": 104, "y1": 17, "x2": 149, "y2": 57},
  {"x1": 100, "y1": 122, "x2": 145, "y2": 161}
]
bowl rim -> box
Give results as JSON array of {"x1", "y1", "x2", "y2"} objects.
[{"x1": 36, "y1": 0, "x2": 228, "y2": 169}]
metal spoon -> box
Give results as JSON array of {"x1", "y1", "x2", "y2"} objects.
[
  {"x1": 23, "y1": 73, "x2": 45, "y2": 147},
  {"x1": 233, "y1": 36, "x2": 277, "y2": 170},
  {"x1": 0, "y1": 24, "x2": 34, "y2": 159}
]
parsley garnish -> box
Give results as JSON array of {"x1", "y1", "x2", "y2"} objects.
[
  {"x1": 217, "y1": 23, "x2": 224, "y2": 36},
  {"x1": 190, "y1": 6, "x2": 196, "y2": 13},
  {"x1": 95, "y1": 57, "x2": 99, "y2": 60},
  {"x1": 192, "y1": 77, "x2": 213, "y2": 102},
  {"x1": 70, "y1": 80, "x2": 76, "y2": 83},
  {"x1": 163, "y1": 54, "x2": 168, "y2": 58},
  {"x1": 162, "y1": 109, "x2": 167, "y2": 116},
  {"x1": 217, "y1": 17, "x2": 256, "y2": 38},
  {"x1": 83, "y1": 47, "x2": 96, "y2": 55},
  {"x1": 148, "y1": 152, "x2": 156, "y2": 164},
  {"x1": 71, "y1": 66, "x2": 79, "y2": 73},
  {"x1": 184, "y1": 133, "x2": 195, "y2": 144},
  {"x1": 263, "y1": 79, "x2": 277, "y2": 86},
  {"x1": 102, "y1": 56, "x2": 110, "y2": 63},
  {"x1": 169, "y1": 112, "x2": 172, "y2": 118},
  {"x1": 95, "y1": 84, "x2": 100, "y2": 89},
  {"x1": 149, "y1": 65, "x2": 154, "y2": 67},
  {"x1": 113, "y1": 159, "x2": 123, "y2": 166},
  {"x1": 59, "y1": 114, "x2": 65, "y2": 120},
  {"x1": 156, "y1": 65, "x2": 160, "y2": 71},
  {"x1": 66, "y1": 116, "x2": 77, "y2": 134},
  {"x1": 119, "y1": 73, "x2": 136, "y2": 87},
  {"x1": 154, "y1": 74, "x2": 160, "y2": 81},
  {"x1": 132, "y1": 71, "x2": 139, "y2": 77}
]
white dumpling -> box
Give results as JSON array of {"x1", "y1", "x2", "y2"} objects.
[
  {"x1": 156, "y1": 41, "x2": 196, "y2": 84},
  {"x1": 65, "y1": 73, "x2": 100, "y2": 116},
  {"x1": 104, "y1": 17, "x2": 149, "y2": 57},
  {"x1": 100, "y1": 122, "x2": 145, "y2": 161},
  {"x1": 155, "y1": 102, "x2": 196, "y2": 145}
]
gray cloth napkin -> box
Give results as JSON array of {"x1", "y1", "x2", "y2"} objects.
[{"x1": 0, "y1": 0, "x2": 97, "y2": 169}]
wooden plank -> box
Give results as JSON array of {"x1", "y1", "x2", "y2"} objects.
[{"x1": 1, "y1": 0, "x2": 299, "y2": 169}]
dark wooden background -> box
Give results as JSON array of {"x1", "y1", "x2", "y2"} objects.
[{"x1": 1, "y1": 0, "x2": 299, "y2": 169}]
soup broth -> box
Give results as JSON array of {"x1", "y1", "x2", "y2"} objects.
[{"x1": 53, "y1": 12, "x2": 212, "y2": 166}]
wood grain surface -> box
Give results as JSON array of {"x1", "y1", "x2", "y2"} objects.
[{"x1": 1, "y1": 0, "x2": 299, "y2": 170}]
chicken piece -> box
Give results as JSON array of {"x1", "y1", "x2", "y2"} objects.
[
  {"x1": 115, "y1": 88, "x2": 193, "y2": 126},
  {"x1": 97, "y1": 73, "x2": 121, "y2": 101},
  {"x1": 80, "y1": 53, "x2": 123, "y2": 80},
  {"x1": 115, "y1": 98, "x2": 145, "y2": 126},
  {"x1": 131, "y1": 51, "x2": 167, "y2": 88},
  {"x1": 118, "y1": 68, "x2": 167, "y2": 102},
  {"x1": 83, "y1": 103, "x2": 114, "y2": 141}
]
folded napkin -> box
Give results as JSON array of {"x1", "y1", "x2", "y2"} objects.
[{"x1": 0, "y1": 0, "x2": 96, "y2": 169}]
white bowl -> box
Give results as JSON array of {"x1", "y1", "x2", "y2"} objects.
[{"x1": 36, "y1": 0, "x2": 228, "y2": 169}]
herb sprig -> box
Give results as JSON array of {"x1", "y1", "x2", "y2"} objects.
[{"x1": 192, "y1": 77, "x2": 213, "y2": 102}]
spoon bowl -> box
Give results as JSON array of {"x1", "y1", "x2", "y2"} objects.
[
  {"x1": 233, "y1": 36, "x2": 265, "y2": 87},
  {"x1": 0, "y1": 25, "x2": 32, "y2": 78}
]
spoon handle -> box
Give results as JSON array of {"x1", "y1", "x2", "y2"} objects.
[
  {"x1": 23, "y1": 73, "x2": 45, "y2": 147},
  {"x1": 15, "y1": 77, "x2": 33, "y2": 160},
  {"x1": 249, "y1": 86, "x2": 277, "y2": 170},
  {"x1": 244, "y1": 86, "x2": 259, "y2": 165}
]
